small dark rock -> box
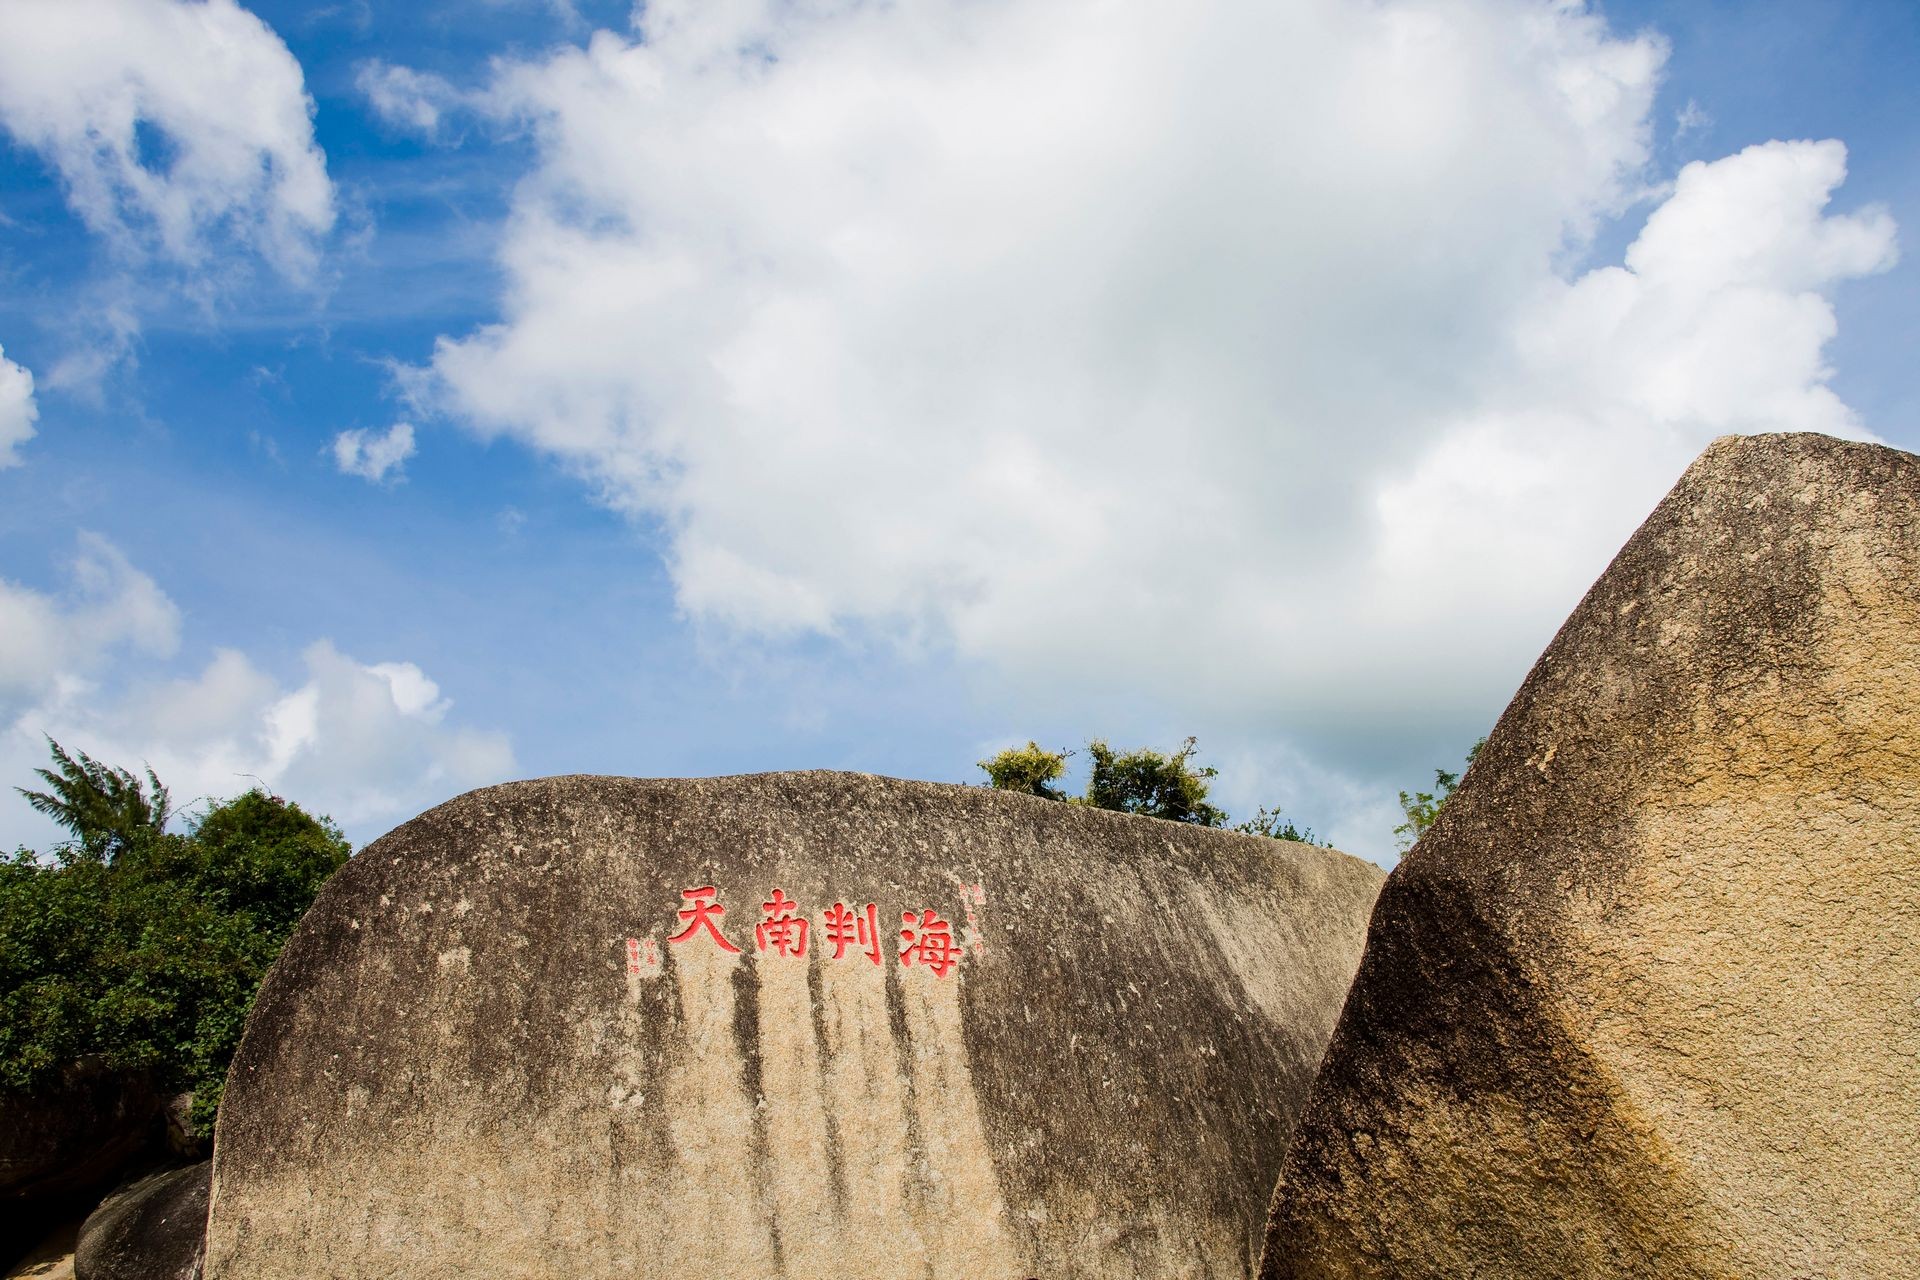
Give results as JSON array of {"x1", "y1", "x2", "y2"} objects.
[{"x1": 74, "y1": 1162, "x2": 208, "y2": 1280}]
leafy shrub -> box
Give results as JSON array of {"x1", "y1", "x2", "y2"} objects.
[
  {"x1": 976, "y1": 741, "x2": 1072, "y2": 799},
  {"x1": 1083, "y1": 737, "x2": 1227, "y2": 826},
  {"x1": 1, "y1": 744, "x2": 348, "y2": 1135},
  {"x1": 979, "y1": 734, "x2": 1324, "y2": 842}
]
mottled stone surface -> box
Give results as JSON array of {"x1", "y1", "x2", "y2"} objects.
[
  {"x1": 206, "y1": 771, "x2": 1382, "y2": 1279},
  {"x1": 1259, "y1": 433, "x2": 1920, "y2": 1280},
  {"x1": 74, "y1": 1163, "x2": 207, "y2": 1280}
]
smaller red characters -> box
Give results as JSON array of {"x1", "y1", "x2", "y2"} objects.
[
  {"x1": 900, "y1": 909, "x2": 961, "y2": 978},
  {"x1": 625, "y1": 937, "x2": 643, "y2": 976},
  {"x1": 823, "y1": 901, "x2": 882, "y2": 965},
  {"x1": 755, "y1": 889, "x2": 810, "y2": 957},
  {"x1": 666, "y1": 886, "x2": 742, "y2": 953}
]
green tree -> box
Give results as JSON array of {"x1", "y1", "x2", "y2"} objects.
[
  {"x1": 1393, "y1": 737, "x2": 1487, "y2": 853},
  {"x1": 1083, "y1": 737, "x2": 1227, "y2": 826},
  {"x1": 2, "y1": 743, "x2": 349, "y2": 1135},
  {"x1": 975, "y1": 741, "x2": 1071, "y2": 799},
  {"x1": 18, "y1": 739, "x2": 170, "y2": 863},
  {"x1": 980, "y1": 735, "x2": 1251, "y2": 829}
]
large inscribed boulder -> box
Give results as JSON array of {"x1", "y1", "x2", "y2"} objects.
[
  {"x1": 1259, "y1": 434, "x2": 1920, "y2": 1279},
  {"x1": 205, "y1": 771, "x2": 1383, "y2": 1279}
]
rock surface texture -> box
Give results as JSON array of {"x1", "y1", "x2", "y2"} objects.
[
  {"x1": 74, "y1": 1162, "x2": 207, "y2": 1280},
  {"x1": 204, "y1": 771, "x2": 1383, "y2": 1279},
  {"x1": 1258, "y1": 433, "x2": 1920, "y2": 1280}
]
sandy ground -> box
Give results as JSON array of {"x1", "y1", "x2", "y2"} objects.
[{"x1": 3, "y1": 1217, "x2": 79, "y2": 1280}]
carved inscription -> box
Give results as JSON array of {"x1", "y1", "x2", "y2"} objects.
[{"x1": 634, "y1": 883, "x2": 989, "y2": 978}]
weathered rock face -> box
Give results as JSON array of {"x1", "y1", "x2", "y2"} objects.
[
  {"x1": 74, "y1": 1162, "x2": 207, "y2": 1280},
  {"x1": 1259, "y1": 433, "x2": 1920, "y2": 1280},
  {"x1": 205, "y1": 771, "x2": 1383, "y2": 1279}
]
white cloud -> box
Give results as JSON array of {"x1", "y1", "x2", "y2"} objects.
[
  {"x1": 0, "y1": 536, "x2": 513, "y2": 849},
  {"x1": 0, "y1": 533, "x2": 179, "y2": 717},
  {"x1": 0, "y1": 343, "x2": 37, "y2": 467},
  {"x1": 331, "y1": 421, "x2": 416, "y2": 483},
  {"x1": 412, "y1": 0, "x2": 1894, "y2": 852},
  {"x1": 1371, "y1": 140, "x2": 1896, "y2": 681},
  {"x1": 355, "y1": 59, "x2": 465, "y2": 140},
  {"x1": 1674, "y1": 98, "x2": 1711, "y2": 143},
  {"x1": 0, "y1": 0, "x2": 334, "y2": 280},
  {"x1": 39, "y1": 293, "x2": 142, "y2": 403}
]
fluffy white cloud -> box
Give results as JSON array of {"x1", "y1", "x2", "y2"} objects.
[
  {"x1": 0, "y1": 0, "x2": 333, "y2": 280},
  {"x1": 1371, "y1": 139, "x2": 1896, "y2": 703},
  {"x1": 356, "y1": 59, "x2": 465, "y2": 139},
  {"x1": 0, "y1": 343, "x2": 37, "y2": 467},
  {"x1": 0, "y1": 536, "x2": 513, "y2": 849},
  {"x1": 0, "y1": 533, "x2": 179, "y2": 718},
  {"x1": 416, "y1": 0, "x2": 1894, "y2": 843},
  {"x1": 331, "y1": 421, "x2": 417, "y2": 483}
]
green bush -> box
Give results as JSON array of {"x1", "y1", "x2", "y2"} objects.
[
  {"x1": 1, "y1": 743, "x2": 348, "y2": 1135},
  {"x1": 1231, "y1": 805, "x2": 1322, "y2": 846},
  {"x1": 1083, "y1": 737, "x2": 1227, "y2": 826},
  {"x1": 978, "y1": 734, "x2": 1324, "y2": 843},
  {"x1": 975, "y1": 741, "x2": 1072, "y2": 799}
]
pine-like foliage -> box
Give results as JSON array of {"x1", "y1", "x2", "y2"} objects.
[{"x1": 17, "y1": 739, "x2": 171, "y2": 863}]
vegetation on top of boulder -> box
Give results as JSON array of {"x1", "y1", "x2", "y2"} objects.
[
  {"x1": 978, "y1": 736, "x2": 1323, "y2": 844},
  {"x1": 1, "y1": 741, "x2": 348, "y2": 1136},
  {"x1": 1084, "y1": 737, "x2": 1228, "y2": 826},
  {"x1": 1231, "y1": 806, "x2": 1322, "y2": 846},
  {"x1": 982, "y1": 733, "x2": 1501, "y2": 850},
  {"x1": 976, "y1": 741, "x2": 1072, "y2": 800}
]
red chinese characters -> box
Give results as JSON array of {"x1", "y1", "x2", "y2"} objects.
[
  {"x1": 666, "y1": 885, "x2": 742, "y2": 953},
  {"x1": 959, "y1": 882, "x2": 987, "y2": 958},
  {"x1": 822, "y1": 901, "x2": 882, "y2": 965},
  {"x1": 900, "y1": 909, "x2": 961, "y2": 978},
  {"x1": 755, "y1": 889, "x2": 810, "y2": 957},
  {"x1": 656, "y1": 886, "x2": 974, "y2": 978}
]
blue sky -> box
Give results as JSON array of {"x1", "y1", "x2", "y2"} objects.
[{"x1": 0, "y1": 0, "x2": 1913, "y2": 863}]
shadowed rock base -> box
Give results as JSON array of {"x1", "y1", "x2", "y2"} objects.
[
  {"x1": 1, "y1": 1066, "x2": 161, "y2": 1266},
  {"x1": 1259, "y1": 433, "x2": 1920, "y2": 1279}
]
